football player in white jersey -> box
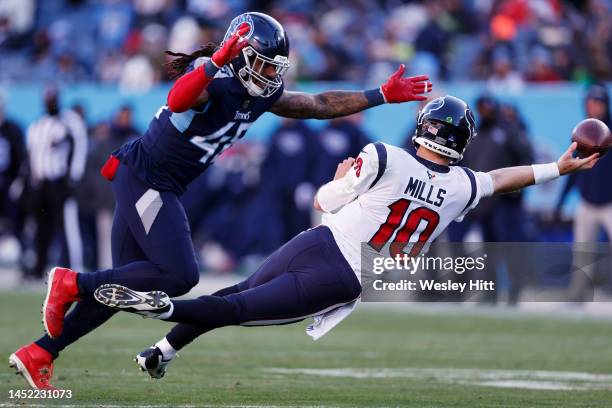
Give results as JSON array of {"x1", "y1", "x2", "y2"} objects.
[{"x1": 93, "y1": 95, "x2": 599, "y2": 379}]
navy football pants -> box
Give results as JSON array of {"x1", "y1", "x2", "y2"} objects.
[
  {"x1": 165, "y1": 225, "x2": 361, "y2": 350},
  {"x1": 37, "y1": 164, "x2": 199, "y2": 357}
]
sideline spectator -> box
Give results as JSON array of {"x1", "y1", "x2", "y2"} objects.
[
  {"x1": 556, "y1": 84, "x2": 612, "y2": 300},
  {"x1": 25, "y1": 87, "x2": 87, "y2": 279},
  {"x1": 311, "y1": 114, "x2": 372, "y2": 189},
  {"x1": 262, "y1": 119, "x2": 318, "y2": 242},
  {"x1": 110, "y1": 105, "x2": 139, "y2": 144},
  {"x1": 0, "y1": 89, "x2": 26, "y2": 240}
]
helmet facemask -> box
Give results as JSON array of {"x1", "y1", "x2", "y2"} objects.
[{"x1": 234, "y1": 46, "x2": 290, "y2": 97}]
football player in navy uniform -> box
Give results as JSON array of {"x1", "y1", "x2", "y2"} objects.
[{"x1": 9, "y1": 12, "x2": 433, "y2": 389}]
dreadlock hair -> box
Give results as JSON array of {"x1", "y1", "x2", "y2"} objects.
[{"x1": 164, "y1": 43, "x2": 219, "y2": 79}]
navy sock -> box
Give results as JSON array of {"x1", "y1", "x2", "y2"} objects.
[
  {"x1": 35, "y1": 337, "x2": 59, "y2": 359},
  {"x1": 165, "y1": 284, "x2": 241, "y2": 350},
  {"x1": 36, "y1": 297, "x2": 116, "y2": 357},
  {"x1": 166, "y1": 323, "x2": 213, "y2": 351},
  {"x1": 166, "y1": 295, "x2": 242, "y2": 327},
  {"x1": 76, "y1": 268, "x2": 115, "y2": 296}
]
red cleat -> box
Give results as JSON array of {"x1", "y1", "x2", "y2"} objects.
[
  {"x1": 42, "y1": 267, "x2": 80, "y2": 338},
  {"x1": 9, "y1": 343, "x2": 56, "y2": 389}
]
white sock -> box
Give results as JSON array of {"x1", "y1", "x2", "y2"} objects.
[
  {"x1": 154, "y1": 301, "x2": 174, "y2": 320},
  {"x1": 155, "y1": 337, "x2": 177, "y2": 361}
]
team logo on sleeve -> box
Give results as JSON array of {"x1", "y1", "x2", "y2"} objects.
[{"x1": 354, "y1": 157, "x2": 363, "y2": 177}]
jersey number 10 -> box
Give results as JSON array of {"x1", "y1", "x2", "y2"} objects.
[{"x1": 368, "y1": 199, "x2": 440, "y2": 257}]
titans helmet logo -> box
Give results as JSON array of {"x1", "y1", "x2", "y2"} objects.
[{"x1": 224, "y1": 13, "x2": 255, "y2": 43}]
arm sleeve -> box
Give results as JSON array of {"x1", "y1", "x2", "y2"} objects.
[
  {"x1": 316, "y1": 142, "x2": 381, "y2": 213},
  {"x1": 167, "y1": 57, "x2": 217, "y2": 113},
  {"x1": 454, "y1": 169, "x2": 494, "y2": 222}
]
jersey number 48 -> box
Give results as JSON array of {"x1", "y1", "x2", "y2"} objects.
[{"x1": 190, "y1": 121, "x2": 251, "y2": 164}]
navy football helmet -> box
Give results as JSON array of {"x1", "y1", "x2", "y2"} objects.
[
  {"x1": 223, "y1": 12, "x2": 290, "y2": 98},
  {"x1": 412, "y1": 95, "x2": 477, "y2": 161}
]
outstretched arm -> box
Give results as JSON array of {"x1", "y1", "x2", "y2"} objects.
[
  {"x1": 271, "y1": 64, "x2": 432, "y2": 120},
  {"x1": 270, "y1": 91, "x2": 372, "y2": 120},
  {"x1": 489, "y1": 142, "x2": 599, "y2": 195}
]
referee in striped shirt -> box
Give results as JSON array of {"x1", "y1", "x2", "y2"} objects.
[{"x1": 26, "y1": 87, "x2": 87, "y2": 279}]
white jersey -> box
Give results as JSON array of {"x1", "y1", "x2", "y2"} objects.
[{"x1": 320, "y1": 142, "x2": 494, "y2": 278}]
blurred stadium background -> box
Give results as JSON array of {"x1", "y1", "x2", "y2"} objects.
[{"x1": 0, "y1": 1, "x2": 611, "y2": 405}]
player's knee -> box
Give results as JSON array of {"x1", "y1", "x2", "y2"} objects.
[
  {"x1": 163, "y1": 259, "x2": 199, "y2": 296},
  {"x1": 169, "y1": 277, "x2": 197, "y2": 297},
  {"x1": 185, "y1": 262, "x2": 200, "y2": 288}
]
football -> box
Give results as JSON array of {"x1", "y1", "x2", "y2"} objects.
[{"x1": 571, "y1": 118, "x2": 612, "y2": 158}]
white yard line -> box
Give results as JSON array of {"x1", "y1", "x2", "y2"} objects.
[
  {"x1": 473, "y1": 380, "x2": 588, "y2": 391},
  {"x1": 265, "y1": 367, "x2": 612, "y2": 391}
]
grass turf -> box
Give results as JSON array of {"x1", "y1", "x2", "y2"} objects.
[{"x1": 1, "y1": 291, "x2": 611, "y2": 407}]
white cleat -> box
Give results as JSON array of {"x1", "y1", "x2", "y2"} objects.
[{"x1": 94, "y1": 284, "x2": 171, "y2": 318}]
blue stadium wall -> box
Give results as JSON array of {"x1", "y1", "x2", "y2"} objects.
[{"x1": 4, "y1": 82, "x2": 610, "y2": 212}]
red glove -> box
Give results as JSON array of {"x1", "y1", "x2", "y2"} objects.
[
  {"x1": 211, "y1": 23, "x2": 250, "y2": 68},
  {"x1": 380, "y1": 64, "x2": 433, "y2": 103},
  {"x1": 167, "y1": 23, "x2": 250, "y2": 112}
]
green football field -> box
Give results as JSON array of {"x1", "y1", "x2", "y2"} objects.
[{"x1": 1, "y1": 291, "x2": 611, "y2": 407}]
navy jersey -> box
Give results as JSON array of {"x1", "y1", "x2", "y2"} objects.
[{"x1": 115, "y1": 58, "x2": 284, "y2": 194}]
